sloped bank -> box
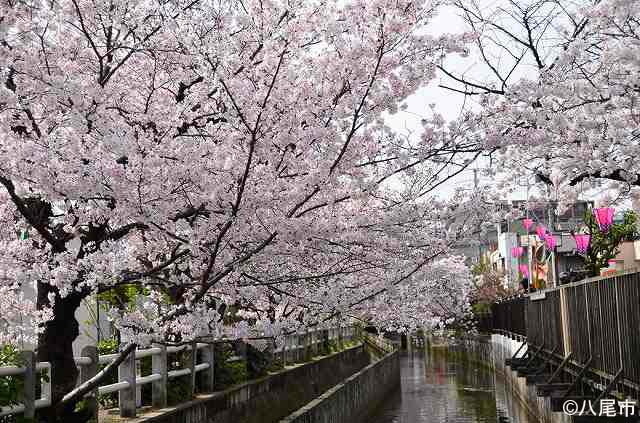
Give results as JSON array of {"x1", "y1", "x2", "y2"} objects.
[
  {"x1": 278, "y1": 350, "x2": 400, "y2": 423},
  {"x1": 132, "y1": 344, "x2": 370, "y2": 423}
]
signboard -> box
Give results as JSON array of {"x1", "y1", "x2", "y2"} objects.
[{"x1": 519, "y1": 235, "x2": 541, "y2": 246}]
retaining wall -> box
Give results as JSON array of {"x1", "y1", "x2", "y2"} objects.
[
  {"x1": 132, "y1": 344, "x2": 370, "y2": 423},
  {"x1": 278, "y1": 350, "x2": 400, "y2": 423},
  {"x1": 491, "y1": 334, "x2": 571, "y2": 423}
]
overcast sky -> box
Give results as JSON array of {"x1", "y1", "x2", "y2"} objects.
[{"x1": 384, "y1": 5, "x2": 497, "y2": 198}]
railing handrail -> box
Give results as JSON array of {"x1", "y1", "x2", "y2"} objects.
[
  {"x1": 362, "y1": 333, "x2": 395, "y2": 354},
  {"x1": 0, "y1": 325, "x2": 358, "y2": 419},
  {"x1": 523, "y1": 266, "x2": 640, "y2": 295}
]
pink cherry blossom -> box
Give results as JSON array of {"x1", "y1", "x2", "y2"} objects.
[
  {"x1": 0, "y1": 0, "x2": 494, "y2": 354},
  {"x1": 443, "y1": 0, "x2": 640, "y2": 207}
]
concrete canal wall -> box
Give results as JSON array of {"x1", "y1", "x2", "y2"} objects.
[
  {"x1": 133, "y1": 344, "x2": 370, "y2": 423},
  {"x1": 491, "y1": 334, "x2": 571, "y2": 423},
  {"x1": 278, "y1": 350, "x2": 400, "y2": 423},
  {"x1": 453, "y1": 334, "x2": 571, "y2": 423}
]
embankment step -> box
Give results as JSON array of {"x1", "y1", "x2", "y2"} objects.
[
  {"x1": 536, "y1": 383, "x2": 572, "y2": 397},
  {"x1": 505, "y1": 358, "x2": 528, "y2": 367},
  {"x1": 525, "y1": 374, "x2": 551, "y2": 385}
]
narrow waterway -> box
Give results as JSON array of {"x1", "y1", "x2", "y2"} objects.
[{"x1": 367, "y1": 349, "x2": 538, "y2": 423}]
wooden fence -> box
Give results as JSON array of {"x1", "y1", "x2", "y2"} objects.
[
  {"x1": 0, "y1": 326, "x2": 357, "y2": 420},
  {"x1": 490, "y1": 296, "x2": 527, "y2": 337},
  {"x1": 490, "y1": 270, "x2": 640, "y2": 393}
]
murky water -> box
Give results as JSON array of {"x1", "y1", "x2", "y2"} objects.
[{"x1": 367, "y1": 350, "x2": 538, "y2": 423}]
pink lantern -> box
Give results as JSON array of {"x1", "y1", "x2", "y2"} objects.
[
  {"x1": 536, "y1": 225, "x2": 547, "y2": 240},
  {"x1": 511, "y1": 246, "x2": 524, "y2": 258},
  {"x1": 518, "y1": 264, "x2": 529, "y2": 277},
  {"x1": 544, "y1": 234, "x2": 557, "y2": 250},
  {"x1": 523, "y1": 218, "x2": 534, "y2": 232},
  {"x1": 594, "y1": 207, "x2": 615, "y2": 232},
  {"x1": 573, "y1": 234, "x2": 591, "y2": 254}
]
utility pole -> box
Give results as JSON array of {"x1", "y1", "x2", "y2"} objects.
[
  {"x1": 473, "y1": 169, "x2": 482, "y2": 265},
  {"x1": 547, "y1": 198, "x2": 556, "y2": 288},
  {"x1": 473, "y1": 168, "x2": 479, "y2": 190},
  {"x1": 525, "y1": 179, "x2": 533, "y2": 294}
]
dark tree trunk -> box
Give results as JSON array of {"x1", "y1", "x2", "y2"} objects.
[{"x1": 37, "y1": 282, "x2": 86, "y2": 423}]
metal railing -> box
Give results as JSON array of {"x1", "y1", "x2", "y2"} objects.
[
  {"x1": 362, "y1": 333, "x2": 396, "y2": 355},
  {"x1": 0, "y1": 325, "x2": 357, "y2": 420},
  {"x1": 489, "y1": 270, "x2": 640, "y2": 393}
]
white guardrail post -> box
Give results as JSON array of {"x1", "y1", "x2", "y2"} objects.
[
  {"x1": 118, "y1": 345, "x2": 137, "y2": 418},
  {"x1": 152, "y1": 343, "x2": 168, "y2": 408},
  {"x1": 307, "y1": 331, "x2": 313, "y2": 358},
  {"x1": 201, "y1": 343, "x2": 215, "y2": 392},
  {"x1": 80, "y1": 346, "x2": 98, "y2": 421},
  {"x1": 283, "y1": 337, "x2": 289, "y2": 367},
  {"x1": 240, "y1": 341, "x2": 248, "y2": 375},
  {"x1": 21, "y1": 351, "x2": 36, "y2": 420},
  {"x1": 185, "y1": 341, "x2": 197, "y2": 398}
]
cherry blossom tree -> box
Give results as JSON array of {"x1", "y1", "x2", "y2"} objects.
[
  {"x1": 444, "y1": 0, "x2": 640, "y2": 209},
  {"x1": 0, "y1": 1, "x2": 492, "y2": 420}
]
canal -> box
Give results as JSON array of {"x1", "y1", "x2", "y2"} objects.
[{"x1": 368, "y1": 348, "x2": 538, "y2": 423}]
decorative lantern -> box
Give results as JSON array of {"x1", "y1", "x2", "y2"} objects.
[
  {"x1": 536, "y1": 225, "x2": 547, "y2": 240},
  {"x1": 594, "y1": 207, "x2": 615, "y2": 232},
  {"x1": 523, "y1": 218, "x2": 534, "y2": 232},
  {"x1": 573, "y1": 234, "x2": 591, "y2": 254},
  {"x1": 518, "y1": 264, "x2": 529, "y2": 277},
  {"x1": 544, "y1": 234, "x2": 557, "y2": 250},
  {"x1": 511, "y1": 247, "x2": 524, "y2": 258}
]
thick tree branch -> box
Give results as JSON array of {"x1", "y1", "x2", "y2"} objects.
[
  {"x1": 569, "y1": 169, "x2": 640, "y2": 187},
  {"x1": 58, "y1": 343, "x2": 136, "y2": 409},
  {"x1": 0, "y1": 175, "x2": 64, "y2": 252}
]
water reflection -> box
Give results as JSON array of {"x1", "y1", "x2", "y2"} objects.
[{"x1": 367, "y1": 349, "x2": 537, "y2": 423}]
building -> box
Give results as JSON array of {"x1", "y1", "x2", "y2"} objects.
[{"x1": 458, "y1": 201, "x2": 595, "y2": 289}]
